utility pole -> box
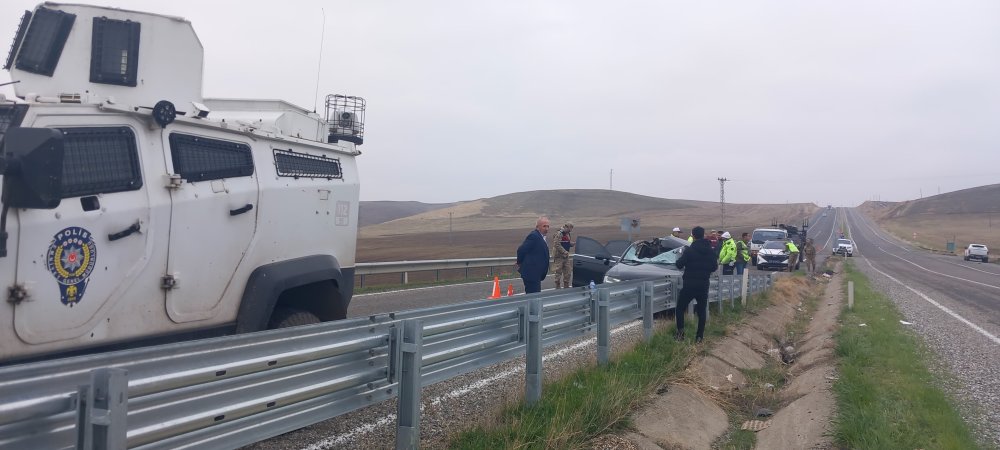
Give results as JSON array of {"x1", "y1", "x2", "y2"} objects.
[
  {"x1": 609, "y1": 169, "x2": 613, "y2": 190},
  {"x1": 718, "y1": 177, "x2": 729, "y2": 229},
  {"x1": 448, "y1": 212, "x2": 453, "y2": 245}
]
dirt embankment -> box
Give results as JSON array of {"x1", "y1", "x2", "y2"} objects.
[{"x1": 593, "y1": 270, "x2": 843, "y2": 449}]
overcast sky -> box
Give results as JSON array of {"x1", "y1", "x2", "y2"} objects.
[{"x1": 3, "y1": 0, "x2": 999, "y2": 206}]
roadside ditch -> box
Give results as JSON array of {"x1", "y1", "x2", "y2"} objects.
[{"x1": 591, "y1": 266, "x2": 842, "y2": 449}]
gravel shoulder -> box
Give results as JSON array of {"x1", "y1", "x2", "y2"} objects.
[{"x1": 854, "y1": 257, "x2": 1000, "y2": 449}]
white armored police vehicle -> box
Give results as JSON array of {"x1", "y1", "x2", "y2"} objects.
[{"x1": 0, "y1": 3, "x2": 365, "y2": 363}]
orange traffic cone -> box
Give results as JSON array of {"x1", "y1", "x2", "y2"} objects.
[
  {"x1": 488, "y1": 276, "x2": 502, "y2": 299},
  {"x1": 507, "y1": 284, "x2": 514, "y2": 297}
]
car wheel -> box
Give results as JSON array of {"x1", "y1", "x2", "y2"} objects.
[{"x1": 984, "y1": 257, "x2": 989, "y2": 263}]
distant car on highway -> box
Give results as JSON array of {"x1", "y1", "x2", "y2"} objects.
[
  {"x1": 964, "y1": 244, "x2": 989, "y2": 263},
  {"x1": 756, "y1": 240, "x2": 800, "y2": 271},
  {"x1": 833, "y1": 238, "x2": 854, "y2": 257},
  {"x1": 602, "y1": 236, "x2": 688, "y2": 283}
]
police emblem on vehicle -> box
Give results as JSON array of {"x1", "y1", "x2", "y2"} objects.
[{"x1": 46, "y1": 227, "x2": 98, "y2": 306}]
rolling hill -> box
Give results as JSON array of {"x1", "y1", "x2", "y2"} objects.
[
  {"x1": 358, "y1": 189, "x2": 818, "y2": 261},
  {"x1": 858, "y1": 183, "x2": 1000, "y2": 255}
]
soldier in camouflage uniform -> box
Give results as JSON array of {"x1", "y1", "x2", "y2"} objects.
[{"x1": 550, "y1": 222, "x2": 575, "y2": 288}]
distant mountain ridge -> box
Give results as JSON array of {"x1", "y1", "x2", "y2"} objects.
[
  {"x1": 479, "y1": 190, "x2": 703, "y2": 217},
  {"x1": 360, "y1": 189, "x2": 815, "y2": 237},
  {"x1": 359, "y1": 201, "x2": 455, "y2": 227},
  {"x1": 863, "y1": 183, "x2": 1000, "y2": 218}
]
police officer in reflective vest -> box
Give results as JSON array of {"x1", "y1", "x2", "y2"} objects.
[
  {"x1": 735, "y1": 232, "x2": 751, "y2": 275},
  {"x1": 785, "y1": 240, "x2": 800, "y2": 272},
  {"x1": 718, "y1": 231, "x2": 736, "y2": 275}
]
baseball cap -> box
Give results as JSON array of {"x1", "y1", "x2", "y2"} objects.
[{"x1": 672, "y1": 227, "x2": 681, "y2": 232}]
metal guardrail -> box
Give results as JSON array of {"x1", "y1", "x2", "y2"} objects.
[
  {"x1": 0, "y1": 273, "x2": 772, "y2": 450},
  {"x1": 355, "y1": 257, "x2": 517, "y2": 275},
  {"x1": 355, "y1": 257, "x2": 518, "y2": 287}
]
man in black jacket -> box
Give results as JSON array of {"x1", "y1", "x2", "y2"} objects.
[{"x1": 674, "y1": 226, "x2": 717, "y2": 343}]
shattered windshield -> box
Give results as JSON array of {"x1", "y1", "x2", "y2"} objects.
[{"x1": 621, "y1": 244, "x2": 683, "y2": 265}]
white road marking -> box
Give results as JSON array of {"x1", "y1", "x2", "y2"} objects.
[
  {"x1": 935, "y1": 258, "x2": 1000, "y2": 276},
  {"x1": 864, "y1": 258, "x2": 1000, "y2": 346},
  {"x1": 302, "y1": 321, "x2": 643, "y2": 449},
  {"x1": 846, "y1": 211, "x2": 1000, "y2": 291},
  {"x1": 850, "y1": 209, "x2": 909, "y2": 253}
]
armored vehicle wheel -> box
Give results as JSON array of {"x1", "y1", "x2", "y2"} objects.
[{"x1": 268, "y1": 307, "x2": 321, "y2": 329}]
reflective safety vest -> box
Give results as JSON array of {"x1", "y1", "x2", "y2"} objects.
[
  {"x1": 736, "y1": 240, "x2": 750, "y2": 262},
  {"x1": 786, "y1": 241, "x2": 799, "y2": 253},
  {"x1": 688, "y1": 236, "x2": 694, "y2": 243},
  {"x1": 718, "y1": 238, "x2": 737, "y2": 264}
]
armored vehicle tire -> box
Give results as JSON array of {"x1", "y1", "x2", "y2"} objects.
[{"x1": 268, "y1": 307, "x2": 321, "y2": 329}]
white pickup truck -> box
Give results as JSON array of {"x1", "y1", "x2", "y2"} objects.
[{"x1": 964, "y1": 244, "x2": 989, "y2": 263}]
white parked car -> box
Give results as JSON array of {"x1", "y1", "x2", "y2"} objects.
[
  {"x1": 833, "y1": 239, "x2": 854, "y2": 257},
  {"x1": 964, "y1": 244, "x2": 989, "y2": 263},
  {"x1": 756, "y1": 240, "x2": 799, "y2": 271}
]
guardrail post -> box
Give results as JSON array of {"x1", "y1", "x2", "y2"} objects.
[
  {"x1": 642, "y1": 281, "x2": 654, "y2": 341},
  {"x1": 716, "y1": 274, "x2": 723, "y2": 315},
  {"x1": 671, "y1": 277, "x2": 681, "y2": 311},
  {"x1": 729, "y1": 275, "x2": 736, "y2": 309},
  {"x1": 848, "y1": 281, "x2": 854, "y2": 310},
  {"x1": 76, "y1": 368, "x2": 128, "y2": 450},
  {"x1": 525, "y1": 298, "x2": 543, "y2": 404},
  {"x1": 741, "y1": 271, "x2": 749, "y2": 306},
  {"x1": 597, "y1": 288, "x2": 610, "y2": 366},
  {"x1": 396, "y1": 319, "x2": 423, "y2": 450}
]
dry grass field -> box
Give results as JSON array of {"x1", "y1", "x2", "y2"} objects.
[
  {"x1": 358, "y1": 189, "x2": 818, "y2": 262},
  {"x1": 857, "y1": 183, "x2": 1000, "y2": 256}
]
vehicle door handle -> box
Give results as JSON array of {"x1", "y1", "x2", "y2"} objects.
[
  {"x1": 108, "y1": 222, "x2": 141, "y2": 242},
  {"x1": 229, "y1": 203, "x2": 254, "y2": 216}
]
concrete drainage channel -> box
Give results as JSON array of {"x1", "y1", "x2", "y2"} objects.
[{"x1": 593, "y1": 267, "x2": 843, "y2": 450}]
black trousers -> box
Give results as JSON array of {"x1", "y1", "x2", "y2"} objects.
[
  {"x1": 522, "y1": 278, "x2": 541, "y2": 294},
  {"x1": 721, "y1": 264, "x2": 734, "y2": 275},
  {"x1": 676, "y1": 283, "x2": 709, "y2": 338}
]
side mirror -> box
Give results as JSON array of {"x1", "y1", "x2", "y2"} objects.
[{"x1": 1, "y1": 127, "x2": 64, "y2": 209}]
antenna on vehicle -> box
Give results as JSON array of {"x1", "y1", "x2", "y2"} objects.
[{"x1": 312, "y1": 8, "x2": 327, "y2": 113}]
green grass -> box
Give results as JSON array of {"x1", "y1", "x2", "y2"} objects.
[
  {"x1": 833, "y1": 261, "x2": 979, "y2": 449},
  {"x1": 448, "y1": 293, "x2": 768, "y2": 449}
]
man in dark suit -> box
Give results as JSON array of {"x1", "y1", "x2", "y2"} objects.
[{"x1": 516, "y1": 217, "x2": 551, "y2": 294}]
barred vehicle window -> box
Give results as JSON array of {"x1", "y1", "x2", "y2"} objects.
[
  {"x1": 273, "y1": 149, "x2": 342, "y2": 179},
  {"x1": 169, "y1": 133, "x2": 254, "y2": 182},
  {"x1": 58, "y1": 127, "x2": 142, "y2": 198}
]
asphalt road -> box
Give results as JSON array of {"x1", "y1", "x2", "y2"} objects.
[
  {"x1": 844, "y1": 207, "x2": 1000, "y2": 330},
  {"x1": 842, "y1": 207, "x2": 1000, "y2": 445}
]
